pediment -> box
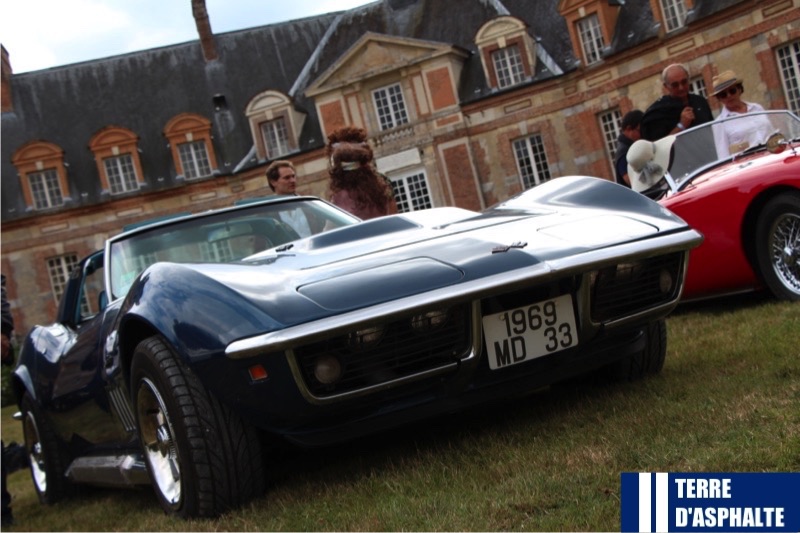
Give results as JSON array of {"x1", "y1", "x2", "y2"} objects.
[
  {"x1": 307, "y1": 32, "x2": 467, "y2": 96},
  {"x1": 476, "y1": 16, "x2": 527, "y2": 44}
]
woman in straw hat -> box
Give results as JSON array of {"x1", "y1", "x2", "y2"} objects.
[{"x1": 711, "y1": 70, "x2": 771, "y2": 156}]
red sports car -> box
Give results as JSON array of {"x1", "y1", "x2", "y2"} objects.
[{"x1": 628, "y1": 110, "x2": 800, "y2": 302}]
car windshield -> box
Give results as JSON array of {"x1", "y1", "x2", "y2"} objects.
[
  {"x1": 669, "y1": 110, "x2": 800, "y2": 188},
  {"x1": 107, "y1": 198, "x2": 357, "y2": 300}
]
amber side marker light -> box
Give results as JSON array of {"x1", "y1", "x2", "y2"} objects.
[{"x1": 248, "y1": 364, "x2": 269, "y2": 382}]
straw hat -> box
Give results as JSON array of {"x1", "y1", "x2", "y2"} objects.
[{"x1": 711, "y1": 70, "x2": 743, "y2": 96}]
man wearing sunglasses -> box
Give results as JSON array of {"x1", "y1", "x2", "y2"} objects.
[{"x1": 640, "y1": 63, "x2": 713, "y2": 141}]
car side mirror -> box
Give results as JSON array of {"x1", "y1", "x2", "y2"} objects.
[{"x1": 766, "y1": 132, "x2": 786, "y2": 154}]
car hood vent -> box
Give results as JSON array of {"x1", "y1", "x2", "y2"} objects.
[{"x1": 297, "y1": 258, "x2": 464, "y2": 311}]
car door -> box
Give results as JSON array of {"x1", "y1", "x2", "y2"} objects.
[{"x1": 44, "y1": 251, "x2": 131, "y2": 449}]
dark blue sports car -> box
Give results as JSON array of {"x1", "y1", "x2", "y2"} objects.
[{"x1": 11, "y1": 176, "x2": 702, "y2": 517}]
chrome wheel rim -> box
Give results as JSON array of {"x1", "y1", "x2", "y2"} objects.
[
  {"x1": 770, "y1": 212, "x2": 800, "y2": 295},
  {"x1": 136, "y1": 377, "x2": 182, "y2": 508},
  {"x1": 23, "y1": 411, "x2": 47, "y2": 493}
]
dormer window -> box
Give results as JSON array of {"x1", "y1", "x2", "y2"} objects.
[
  {"x1": 660, "y1": 0, "x2": 688, "y2": 32},
  {"x1": 89, "y1": 126, "x2": 144, "y2": 196},
  {"x1": 475, "y1": 16, "x2": 535, "y2": 91},
  {"x1": 373, "y1": 83, "x2": 409, "y2": 131},
  {"x1": 12, "y1": 140, "x2": 70, "y2": 211},
  {"x1": 492, "y1": 45, "x2": 526, "y2": 88},
  {"x1": 177, "y1": 141, "x2": 212, "y2": 179},
  {"x1": 559, "y1": 1, "x2": 620, "y2": 69},
  {"x1": 577, "y1": 14, "x2": 604, "y2": 65},
  {"x1": 245, "y1": 91, "x2": 305, "y2": 162},
  {"x1": 104, "y1": 154, "x2": 139, "y2": 194},
  {"x1": 164, "y1": 113, "x2": 217, "y2": 180},
  {"x1": 261, "y1": 117, "x2": 290, "y2": 158},
  {"x1": 29, "y1": 169, "x2": 64, "y2": 209}
]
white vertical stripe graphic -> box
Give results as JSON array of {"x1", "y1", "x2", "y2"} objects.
[
  {"x1": 638, "y1": 473, "x2": 652, "y2": 533},
  {"x1": 656, "y1": 472, "x2": 669, "y2": 532}
]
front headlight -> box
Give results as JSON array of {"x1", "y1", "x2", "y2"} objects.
[
  {"x1": 410, "y1": 308, "x2": 449, "y2": 332},
  {"x1": 347, "y1": 325, "x2": 385, "y2": 350}
]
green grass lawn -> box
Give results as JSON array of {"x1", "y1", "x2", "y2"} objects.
[{"x1": 2, "y1": 293, "x2": 798, "y2": 531}]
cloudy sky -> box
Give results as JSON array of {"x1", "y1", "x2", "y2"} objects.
[{"x1": 0, "y1": 0, "x2": 376, "y2": 73}]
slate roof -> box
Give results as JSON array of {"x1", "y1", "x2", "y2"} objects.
[{"x1": 0, "y1": 0, "x2": 744, "y2": 221}]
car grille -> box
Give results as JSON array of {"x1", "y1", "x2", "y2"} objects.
[
  {"x1": 590, "y1": 252, "x2": 684, "y2": 322},
  {"x1": 294, "y1": 303, "x2": 472, "y2": 397}
]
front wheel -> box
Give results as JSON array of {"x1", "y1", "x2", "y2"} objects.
[
  {"x1": 754, "y1": 192, "x2": 800, "y2": 301},
  {"x1": 131, "y1": 336, "x2": 265, "y2": 518},
  {"x1": 20, "y1": 393, "x2": 72, "y2": 504}
]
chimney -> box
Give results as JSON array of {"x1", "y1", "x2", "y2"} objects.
[
  {"x1": 1, "y1": 45, "x2": 12, "y2": 113},
  {"x1": 192, "y1": 0, "x2": 218, "y2": 62}
]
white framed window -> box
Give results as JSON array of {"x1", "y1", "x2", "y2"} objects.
[
  {"x1": 28, "y1": 169, "x2": 64, "y2": 209},
  {"x1": 104, "y1": 154, "x2": 139, "y2": 195},
  {"x1": 492, "y1": 45, "x2": 525, "y2": 88},
  {"x1": 79, "y1": 258, "x2": 105, "y2": 319},
  {"x1": 777, "y1": 40, "x2": 800, "y2": 114},
  {"x1": 47, "y1": 254, "x2": 80, "y2": 305},
  {"x1": 261, "y1": 118, "x2": 290, "y2": 159},
  {"x1": 599, "y1": 109, "x2": 622, "y2": 174},
  {"x1": 389, "y1": 170, "x2": 433, "y2": 213},
  {"x1": 178, "y1": 141, "x2": 212, "y2": 179},
  {"x1": 373, "y1": 83, "x2": 409, "y2": 131},
  {"x1": 513, "y1": 134, "x2": 552, "y2": 189},
  {"x1": 577, "y1": 14, "x2": 604, "y2": 65},
  {"x1": 199, "y1": 241, "x2": 234, "y2": 262},
  {"x1": 660, "y1": 0, "x2": 687, "y2": 32},
  {"x1": 690, "y1": 77, "x2": 707, "y2": 99}
]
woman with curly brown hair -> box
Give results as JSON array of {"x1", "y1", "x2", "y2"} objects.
[{"x1": 326, "y1": 126, "x2": 397, "y2": 220}]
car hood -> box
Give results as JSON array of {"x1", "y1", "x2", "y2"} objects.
[{"x1": 176, "y1": 200, "x2": 683, "y2": 326}]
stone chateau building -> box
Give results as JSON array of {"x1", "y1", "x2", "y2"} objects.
[{"x1": 2, "y1": 0, "x2": 799, "y2": 335}]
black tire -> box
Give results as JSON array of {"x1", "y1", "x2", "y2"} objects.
[
  {"x1": 606, "y1": 319, "x2": 667, "y2": 381},
  {"x1": 130, "y1": 336, "x2": 265, "y2": 518},
  {"x1": 754, "y1": 192, "x2": 800, "y2": 301},
  {"x1": 20, "y1": 392, "x2": 72, "y2": 504}
]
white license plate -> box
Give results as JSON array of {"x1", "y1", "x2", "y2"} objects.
[{"x1": 482, "y1": 294, "x2": 579, "y2": 370}]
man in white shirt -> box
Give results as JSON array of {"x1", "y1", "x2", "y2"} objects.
[{"x1": 265, "y1": 160, "x2": 312, "y2": 238}]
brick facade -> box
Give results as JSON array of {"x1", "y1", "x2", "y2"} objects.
[{"x1": 2, "y1": 0, "x2": 800, "y2": 335}]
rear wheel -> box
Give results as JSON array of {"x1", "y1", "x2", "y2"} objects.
[
  {"x1": 131, "y1": 336, "x2": 265, "y2": 518},
  {"x1": 606, "y1": 319, "x2": 667, "y2": 380},
  {"x1": 20, "y1": 393, "x2": 72, "y2": 504},
  {"x1": 754, "y1": 192, "x2": 800, "y2": 301}
]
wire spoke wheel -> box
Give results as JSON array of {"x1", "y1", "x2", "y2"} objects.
[
  {"x1": 769, "y1": 211, "x2": 800, "y2": 294},
  {"x1": 756, "y1": 192, "x2": 800, "y2": 300}
]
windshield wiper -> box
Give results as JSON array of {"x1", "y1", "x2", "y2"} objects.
[{"x1": 733, "y1": 142, "x2": 766, "y2": 160}]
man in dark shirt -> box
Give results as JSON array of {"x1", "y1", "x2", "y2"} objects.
[
  {"x1": 640, "y1": 64, "x2": 713, "y2": 141},
  {"x1": 614, "y1": 109, "x2": 644, "y2": 187}
]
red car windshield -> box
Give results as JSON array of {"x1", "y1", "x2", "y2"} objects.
[{"x1": 669, "y1": 110, "x2": 800, "y2": 188}]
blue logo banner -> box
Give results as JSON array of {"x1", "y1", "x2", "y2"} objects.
[{"x1": 621, "y1": 472, "x2": 800, "y2": 532}]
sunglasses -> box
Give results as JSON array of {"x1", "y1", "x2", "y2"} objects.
[
  {"x1": 715, "y1": 86, "x2": 740, "y2": 98},
  {"x1": 667, "y1": 78, "x2": 689, "y2": 89}
]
